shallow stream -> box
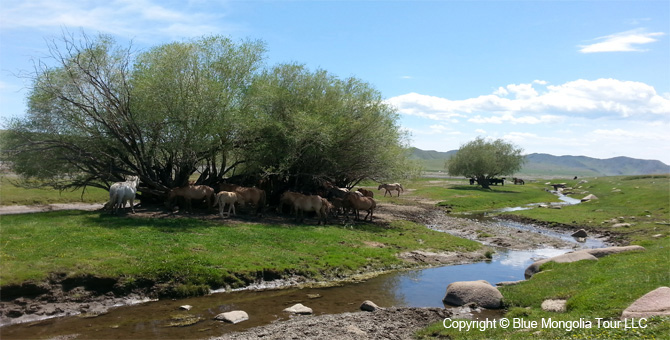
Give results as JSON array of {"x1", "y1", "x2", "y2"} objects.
[{"x1": 2, "y1": 195, "x2": 607, "y2": 339}]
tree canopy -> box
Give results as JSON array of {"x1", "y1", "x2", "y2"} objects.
[
  {"x1": 446, "y1": 137, "x2": 525, "y2": 189},
  {"x1": 2, "y1": 32, "x2": 413, "y2": 199}
]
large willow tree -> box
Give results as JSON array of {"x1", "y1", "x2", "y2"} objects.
[
  {"x1": 242, "y1": 63, "x2": 414, "y2": 190},
  {"x1": 2, "y1": 32, "x2": 414, "y2": 198},
  {"x1": 3, "y1": 33, "x2": 265, "y2": 198}
]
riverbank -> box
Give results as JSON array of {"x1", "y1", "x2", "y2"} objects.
[{"x1": 0, "y1": 195, "x2": 597, "y2": 329}]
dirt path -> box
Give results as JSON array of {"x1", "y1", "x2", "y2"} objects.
[{"x1": 0, "y1": 203, "x2": 105, "y2": 215}]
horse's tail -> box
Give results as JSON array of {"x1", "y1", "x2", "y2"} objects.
[{"x1": 106, "y1": 186, "x2": 119, "y2": 211}]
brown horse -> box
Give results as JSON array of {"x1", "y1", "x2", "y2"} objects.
[
  {"x1": 279, "y1": 191, "x2": 303, "y2": 215},
  {"x1": 357, "y1": 188, "x2": 374, "y2": 198},
  {"x1": 378, "y1": 183, "x2": 403, "y2": 197},
  {"x1": 293, "y1": 194, "x2": 328, "y2": 225},
  {"x1": 213, "y1": 191, "x2": 241, "y2": 218},
  {"x1": 344, "y1": 191, "x2": 376, "y2": 221},
  {"x1": 219, "y1": 183, "x2": 266, "y2": 215},
  {"x1": 165, "y1": 185, "x2": 214, "y2": 213}
]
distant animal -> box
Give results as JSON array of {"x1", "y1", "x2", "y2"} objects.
[
  {"x1": 106, "y1": 176, "x2": 140, "y2": 214},
  {"x1": 377, "y1": 183, "x2": 404, "y2": 197},
  {"x1": 293, "y1": 194, "x2": 328, "y2": 225},
  {"x1": 344, "y1": 191, "x2": 376, "y2": 221},
  {"x1": 357, "y1": 188, "x2": 374, "y2": 198},
  {"x1": 490, "y1": 178, "x2": 505, "y2": 186},
  {"x1": 213, "y1": 191, "x2": 241, "y2": 218},
  {"x1": 513, "y1": 178, "x2": 525, "y2": 185},
  {"x1": 165, "y1": 185, "x2": 214, "y2": 213},
  {"x1": 469, "y1": 178, "x2": 476, "y2": 185},
  {"x1": 219, "y1": 183, "x2": 266, "y2": 215},
  {"x1": 574, "y1": 176, "x2": 578, "y2": 180}
]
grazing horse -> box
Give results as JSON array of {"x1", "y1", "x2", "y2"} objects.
[
  {"x1": 165, "y1": 185, "x2": 214, "y2": 213},
  {"x1": 293, "y1": 194, "x2": 328, "y2": 225},
  {"x1": 357, "y1": 188, "x2": 374, "y2": 198},
  {"x1": 213, "y1": 191, "x2": 241, "y2": 218},
  {"x1": 377, "y1": 183, "x2": 403, "y2": 197},
  {"x1": 513, "y1": 178, "x2": 525, "y2": 185},
  {"x1": 219, "y1": 183, "x2": 266, "y2": 215},
  {"x1": 344, "y1": 191, "x2": 376, "y2": 221},
  {"x1": 106, "y1": 176, "x2": 140, "y2": 213}
]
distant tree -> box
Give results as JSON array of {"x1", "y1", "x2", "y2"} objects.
[{"x1": 446, "y1": 137, "x2": 525, "y2": 189}]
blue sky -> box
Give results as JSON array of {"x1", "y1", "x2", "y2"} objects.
[{"x1": 1, "y1": 0, "x2": 669, "y2": 163}]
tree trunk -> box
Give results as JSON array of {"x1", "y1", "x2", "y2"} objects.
[{"x1": 477, "y1": 176, "x2": 491, "y2": 189}]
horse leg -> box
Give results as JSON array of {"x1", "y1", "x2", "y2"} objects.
[{"x1": 219, "y1": 200, "x2": 225, "y2": 218}]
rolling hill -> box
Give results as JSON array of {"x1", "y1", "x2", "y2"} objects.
[{"x1": 408, "y1": 147, "x2": 670, "y2": 177}]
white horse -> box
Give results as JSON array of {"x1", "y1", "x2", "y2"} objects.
[
  {"x1": 213, "y1": 191, "x2": 241, "y2": 218},
  {"x1": 377, "y1": 183, "x2": 404, "y2": 197},
  {"x1": 106, "y1": 176, "x2": 140, "y2": 213}
]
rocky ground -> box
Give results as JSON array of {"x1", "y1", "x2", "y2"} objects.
[{"x1": 212, "y1": 307, "x2": 456, "y2": 340}]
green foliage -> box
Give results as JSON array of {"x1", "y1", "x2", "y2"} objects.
[
  {"x1": 446, "y1": 137, "x2": 525, "y2": 188},
  {"x1": 1, "y1": 32, "x2": 413, "y2": 195},
  {"x1": 241, "y1": 63, "x2": 413, "y2": 187}
]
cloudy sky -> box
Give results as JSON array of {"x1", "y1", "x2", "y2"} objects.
[{"x1": 1, "y1": 0, "x2": 668, "y2": 163}]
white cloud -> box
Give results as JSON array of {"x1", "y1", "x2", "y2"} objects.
[
  {"x1": 0, "y1": 0, "x2": 231, "y2": 40},
  {"x1": 386, "y1": 78, "x2": 670, "y2": 123},
  {"x1": 578, "y1": 28, "x2": 665, "y2": 53}
]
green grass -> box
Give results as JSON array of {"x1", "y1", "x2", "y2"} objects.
[
  {"x1": 0, "y1": 175, "x2": 109, "y2": 205},
  {"x1": 417, "y1": 238, "x2": 670, "y2": 339},
  {"x1": 0, "y1": 211, "x2": 480, "y2": 295},
  {"x1": 416, "y1": 174, "x2": 670, "y2": 339},
  {"x1": 504, "y1": 175, "x2": 670, "y2": 243},
  {"x1": 364, "y1": 177, "x2": 562, "y2": 213}
]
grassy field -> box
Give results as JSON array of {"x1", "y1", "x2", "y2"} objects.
[
  {"x1": 1, "y1": 174, "x2": 669, "y2": 338},
  {"x1": 0, "y1": 210, "x2": 480, "y2": 296},
  {"x1": 415, "y1": 174, "x2": 670, "y2": 339},
  {"x1": 0, "y1": 175, "x2": 109, "y2": 205},
  {"x1": 365, "y1": 176, "x2": 564, "y2": 213}
]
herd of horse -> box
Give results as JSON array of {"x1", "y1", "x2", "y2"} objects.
[
  {"x1": 468, "y1": 177, "x2": 525, "y2": 186},
  {"x1": 105, "y1": 177, "x2": 405, "y2": 225}
]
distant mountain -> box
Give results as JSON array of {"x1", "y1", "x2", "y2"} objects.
[{"x1": 408, "y1": 147, "x2": 670, "y2": 176}]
